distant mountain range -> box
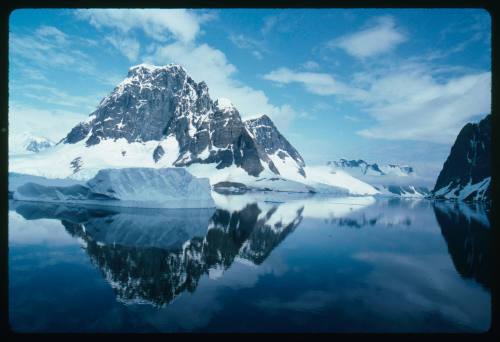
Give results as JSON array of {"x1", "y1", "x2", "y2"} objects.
[
  {"x1": 327, "y1": 159, "x2": 415, "y2": 177},
  {"x1": 327, "y1": 159, "x2": 429, "y2": 198}
]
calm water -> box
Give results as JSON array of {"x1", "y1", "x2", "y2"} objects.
[{"x1": 8, "y1": 196, "x2": 491, "y2": 332}]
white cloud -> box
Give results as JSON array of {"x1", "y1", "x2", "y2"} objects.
[
  {"x1": 10, "y1": 31, "x2": 81, "y2": 68},
  {"x1": 329, "y1": 16, "x2": 406, "y2": 59},
  {"x1": 261, "y1": 15, "x2": 279, "y2": 35},
  {"x1": 17, "y1": 84, "x2": 101, "y2": 110},
  {"x1": 35, "y1": 25, "x2": 67, "y2": 44},
  {"x1": 147, "y1": 42, "x2": 299, "y2": 129},
  {"x1": 357, "y1": 70, "x2": 491, "y2": 143},
  {"x1": 263, "y1": 67, "x2": 366, "y2": 98},
  {"x1": 105, "y1": 35, "x2": 140, "y2": 61},
  {"x1": 9, "y1": 25, "x2": 119, "y2": 86},
  {"x1": 261, "y1": 13, "x2": 292, "y2": 35},
  {"x1": 344, "y1": 115, "x2": 361, "y2": 122},
  {"x1": 263, "y1": 64, "x2": 491, "y2": 144},
  {"x1": 252, "y1": 50, "x2": 263, "y2": 60},
  {"x1": 9, "y1": 102, "x2": 87, "y2": 142},
  {"x1": 302, "y1": 60, "x2": 320, "y2": 70},
  {"x1": 229, "y1": 34, "x2": 267, "y2": 60},
  {"x1": 75, "y1": 9, "x2": 205, "y2": 43}
]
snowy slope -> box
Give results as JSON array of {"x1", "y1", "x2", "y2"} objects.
[{"x1": 433, "y1": 177, "x2": 491, "y2": 202}]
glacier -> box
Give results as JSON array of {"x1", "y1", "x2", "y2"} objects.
[{"x1": 12, "y1": 167, "x2": 215, "y2": 209}]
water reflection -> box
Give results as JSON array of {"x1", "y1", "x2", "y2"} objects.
[
  {"x1": 319, "y1": 198, "x2": 428, "y2": 228},
  {"x1": 9, "y1": 197, "x2": 491, "y2": 332},
  {"x1": 11, "y1": 201, "x2": 303, "y2": 307},
  {"x1": 433, "y1": 201, "x2": 491, "y2": 289}
]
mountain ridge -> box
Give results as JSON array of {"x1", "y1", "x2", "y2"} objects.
[{"x1": 60, "y1": 63, "x2": 299, "y2": 179}]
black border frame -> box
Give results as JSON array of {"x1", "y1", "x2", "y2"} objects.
[{"x1": 0, "y1": 0, "x2": 497, "y2": 340}]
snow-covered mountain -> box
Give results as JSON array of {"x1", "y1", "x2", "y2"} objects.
[
  {"x1": 9, "y1": 132, "x2": 55, "y2": 155},
  {"x1": 10, "y1": 63, "x2": 377, "y2": 196},
  {"x1": 432, "y1": 114, "x2": 491, "y2": 203},
  {"x1": 61, "y1": 64, "x2": 293, "y2": 178},
  {"x1": 372, "y1": 184, "x2": 429, "y2": 198},
  {"x1": 327, "y1": 159, "x2": 415, "y2": 178},
  {"x1": 327, "y1": 159, "x2": 429, "y2": 198}
]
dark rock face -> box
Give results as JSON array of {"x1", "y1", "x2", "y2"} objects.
[
  {"x1": 212, "y1": 181, "x2": 248, "y2": 195},
  {"x1": 172, "y1": 101, "x2": 271, "y2": 177},
  {"x1": 65, "y1": 121, "x2": 92, "y2": 144},
  {"x1": 432, "y1": 114, "x2": 491, "y2": 202},
  {"x1": 61, "y1": 64, "x2": 304, "y2": 177},
  {"x1": 64, "y1": 65, "x2": 213, "y2": 146},
  {"x1": 245, "y1": 115, "x2": 306, "y2": 177},
  {"x1": 153, "y1": 145, "x2": 164, "y2": 163},
  {"x1": 70, "y1": 157, "x2": 83, "y2": 174}
]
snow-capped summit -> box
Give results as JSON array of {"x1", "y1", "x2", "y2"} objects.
[
  {"x1": 380, "y1": 164, "x2": 414, "y2": 177},
  {"x1": 9, "y1": 132, "x2": 55, "y2": 155},
  {"x1": 214, "y1": 97, "x2": 235, "y2": 111},
  {"x1": 245, "y1": 114, "x2": 306, "y2": 178}
]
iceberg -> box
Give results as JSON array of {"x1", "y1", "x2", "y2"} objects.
[{"x1": 12, "y1": 167, "x2": 215, "y2": 209}]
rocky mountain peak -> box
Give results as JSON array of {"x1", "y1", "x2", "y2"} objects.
[
  {"x1": 245, "y1": 115, "x2": 306, "y2": 177},
  {"x1": 127, "y1": 63, "x2": 185, "y2": 74},
  {"x1": 214, "y1": 98, "x2": 236, "y2": 112},
  {"x1": 64, "y1": 63, "x2": 213, "y2": 146},
  {"x1": 58, "y1": 63, "x2": 306, "y2": 178},
  {"x1": 246, "y1": 114, "x2": 274, "y2": 127}
]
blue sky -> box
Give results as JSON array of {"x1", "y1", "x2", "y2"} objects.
[{"x1": 9, "y1": 9, "x2": 491, "y2": 180}]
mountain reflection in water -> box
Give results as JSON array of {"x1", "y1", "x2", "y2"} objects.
[
  {"x1": 433, "y1": 201, "x2": 491, "y2": 289},
  {"x1": 11, "y1": 200, "x2": 303, "y2": 307},
  {"x1": 9, "y1": 196, "x2": 491, "y2": 332}
]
